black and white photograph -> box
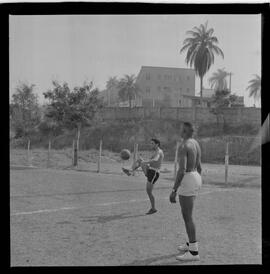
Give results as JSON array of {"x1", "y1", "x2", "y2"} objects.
[{"x1": 7, "y1": 2, "x2": 269, "y2": 266}]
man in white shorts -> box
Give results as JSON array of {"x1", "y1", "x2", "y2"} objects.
[{"x1": 169, "y1": 122, "x2": 202, "y2": 261}]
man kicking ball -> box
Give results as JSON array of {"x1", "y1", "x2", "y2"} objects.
[
  {"x1": 169, "y1": 122, "x2": 202, "y2": 261},
  {"x1": 122, "y1": 139, "x2": 164, "y2": 215}
]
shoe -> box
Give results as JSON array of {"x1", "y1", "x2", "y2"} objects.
[
  {"x1": 146, "y1": 208, "x2": 157, "y2": 215},
  {"x1": 122, "y1": 168, "x2": 131, "y2": 176},
  {"x1": 176, "y1": 251, "x2": 200, "y2": 261},
  {"x1": 177, "y1": 242, "x2": 189, "y2": 252}
]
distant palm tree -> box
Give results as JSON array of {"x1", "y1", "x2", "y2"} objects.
[
  {"x1": 180, "y1": 21, "x2": 224, "y2": 104},
  {"x1": 246, "y1": 75, "x2": 261, "y2": 104},
  {"x1": 208, "y1": 68, "x2": 230, "y2": 91},
  {"x1": 118, "y1": 75, "x2": 140, "y2": 108}
]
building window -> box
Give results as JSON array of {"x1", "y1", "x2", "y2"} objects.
[
  {"x1": 178, "y1": 76, "x2": 181, "y2": 81},
  {"x1": 187, "y1": 88, "x2": 190, "y2": 93},
  {"x1": 158, "y1": 74, "x2": 161, "y2": 80},
  {"x1": 146, "y1": 73, "x2": 150, "y2": 80},
  {"x1": 179, "y1": 99, "x2": 181, "y2": 106},
  {"x1": 187, "y1": 76, "x2": 190, "y2": 80},
  {"x1": 146, "y1": 87, "x2": 150, "y2": 93}
]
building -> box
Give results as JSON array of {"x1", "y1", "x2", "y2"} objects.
[{"x1": 135, "y1": 66, "x2": 196, "y2": 107}]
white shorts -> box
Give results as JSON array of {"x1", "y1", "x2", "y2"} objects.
[{"x1": 178, "y1": 171, "x2": 202, "y2": 196}]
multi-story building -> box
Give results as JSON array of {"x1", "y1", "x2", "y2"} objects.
[{"x1": 135, "y1": 66, "x2": 196, "y2": 107}]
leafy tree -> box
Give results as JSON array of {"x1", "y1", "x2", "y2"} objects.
[
  {"x1": 10, "y1": 82, "x2": 41, "y2": 139},
  {"x1": 180, "y1": 21, "x2": 224, "y2": 104},
  {"x1": 210, "y1": 89, "x2": 238, "y2": 127},
  {"x1": 38, "y1": 105, "x2": 63, "y2": 141},
  {"x1": 43, "y1": 80, "x2": 104, "y2": 165},
  {"x1": 118, "y1": 75, "x2": 140, "y2": 108},
  {"x1": 208, "y1": 68, "x2": 230, "y2": 91}
]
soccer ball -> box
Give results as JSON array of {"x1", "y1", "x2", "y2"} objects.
[{"x1": 120, "y1": 149, "x2": 131, "y2": 160}]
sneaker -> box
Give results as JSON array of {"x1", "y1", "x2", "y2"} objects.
[
  {"x1": 176, "y1": 251, "x2": 200, "y2": 261},
  {"x1": 146, "y1": 208, "x2": 157, "y2": 215},
  {"x1": 177, "y1": 242, "x2": 189, "y2": 252},
  {"x1": 122, "y1": 168, "x2": 131, "y2": 176}
]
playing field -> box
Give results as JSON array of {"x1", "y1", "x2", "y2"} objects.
[{"x1": 10, "y1": 162, "x2": 261, "y2": 266}]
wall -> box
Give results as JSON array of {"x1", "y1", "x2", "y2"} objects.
[{"x1": 98, "y1": 107, "x2": 261, "y2": 126}]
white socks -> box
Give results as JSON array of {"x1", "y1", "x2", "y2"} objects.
[{"x1": 188, "y1": 242, "x2": 199, "y2": 255}]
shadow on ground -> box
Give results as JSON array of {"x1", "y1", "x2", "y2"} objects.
[
  {"x1": 11, "y1": 185, "x2": 170, "y2": 199},
  {"x1": 80, "y1": 212, "x2": 147, "y2": 224},
  {"x1": 121, "y1": 252, "x2": 187, "y2": 266}
]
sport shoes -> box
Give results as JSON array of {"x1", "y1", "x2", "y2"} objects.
[
  {"x1": 122, "y1": 167, "x2": 131, "y2": 176},
  {"x1": 177, "y1": 242, "x2": 189, "y2": 252},
  {"x1": 176, "y1": 251, "x2": 200, "y2": 261},
  {"x1": 146, "y1": 208, "x2": 157, "y2": 215}
]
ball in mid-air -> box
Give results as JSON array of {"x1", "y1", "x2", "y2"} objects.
[{"x1": 120, "y1": 149, "x2": 131, "y2": 160}]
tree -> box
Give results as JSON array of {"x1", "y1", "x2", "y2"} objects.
[
  {"x1": 43, "y1": 80, "x2": 104, "y2": 165},
  {"x1": 180, "y1": 21, "x2": 224, "y2": 104},
  {"x1": 208, "y1": 68, "x2": 230, "y2": 91},
  {"x1": 246, "y1": 74, "x2": 261, "y2": 105},
  {"x1": 118, "y1": 75, "x2": 140, "y2": 108},
  {"x1": 10, "y1": 82, "x2": 41, "y2": 139},
  {"x1": 210, "y1": 89, "x2": 238, "y2": 127},
  {"x1": 38, "y1": 105, "x2": 63, "y2": 141}
]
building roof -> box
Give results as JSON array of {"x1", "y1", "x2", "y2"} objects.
[{"x1": 141, "y1": 66, "x2": 195, "y2": 72}]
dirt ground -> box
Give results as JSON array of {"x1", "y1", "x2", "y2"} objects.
[{"x1": 10, "y1": 157, "x2": 261, "y2": 266}]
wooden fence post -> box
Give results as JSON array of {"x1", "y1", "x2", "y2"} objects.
[
  {"x1": 97, "y1": 140, "x2": 102, "y2": 173},
  {"x1": 225, "y1": 142, "x2": 229, "y2": 184},
  {"x1": 47, "y1": 140, "x2": 51, "y2": 168},
  {"x1": 27, "y1": 139, "x2": 33, "y2": 167}
]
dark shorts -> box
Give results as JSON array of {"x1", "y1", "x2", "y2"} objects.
[{"x1": 146, "y1": 169, "x2": 160, "y2": 184}]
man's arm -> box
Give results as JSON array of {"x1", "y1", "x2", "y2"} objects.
[{"x1": 172, "y1": 146, "x2": 187, "y2": 192}]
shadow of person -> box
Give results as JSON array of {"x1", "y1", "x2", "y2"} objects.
[{"x1": 80, "y1": 212, "x2": 147, "y2": 224}]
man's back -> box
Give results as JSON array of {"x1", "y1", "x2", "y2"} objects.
[{"x1": 183, "y1": 138, "x2": 201, "y2": 173}]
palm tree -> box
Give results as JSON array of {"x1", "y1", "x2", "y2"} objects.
[
  {"x1": 246, "y1": 75, "x2": 261, "y2": 105},
  {"x1": 208, "y1": 68, "x2": 230, "y2": 91},
  {"x1": 118, "y1": 75, "x2": 140, "y2": 108},
  {"x1": 180, "y1": 21, "x2": 224, "y2": 104}
]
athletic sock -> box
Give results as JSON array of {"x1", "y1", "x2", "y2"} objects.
[{"x1": 189, "y1": 242, "x2": 199, "y2": 256}]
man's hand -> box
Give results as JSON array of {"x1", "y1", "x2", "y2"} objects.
[{"x1": 169, "y1": 191, "x2": 177, "y2": 203}]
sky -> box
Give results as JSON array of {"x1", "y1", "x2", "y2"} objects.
[{"x1": 9, "y1": 14, "x2": 261, "y2": 107}]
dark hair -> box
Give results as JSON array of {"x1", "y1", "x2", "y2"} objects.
[
  {"x1": 151, "y1": 138, "x2": 161, "y2": 147},
  {"x1": 183, "y1": 122, "x2": 195, "y2": 135}
]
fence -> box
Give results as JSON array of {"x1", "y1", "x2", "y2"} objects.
[
  {"x1": 199, "y1": 136, "x2": 261, "y2": 166},
  {"x1": 10, "y1": 135, "x2": 261, "y2": 174}
]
